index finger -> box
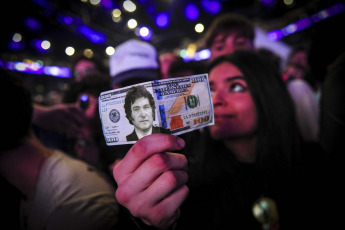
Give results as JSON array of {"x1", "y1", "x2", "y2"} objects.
[{"x1": 114, "y1": 134, "x2": 185, "y2": 178}]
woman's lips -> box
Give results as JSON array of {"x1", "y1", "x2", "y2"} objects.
[{"x1": 214, "y1": 114, "x2": 235, "y2": 123}]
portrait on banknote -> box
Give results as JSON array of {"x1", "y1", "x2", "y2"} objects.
[{"x1": 124, "y1": 85, "x2": 171, "y2": 141}]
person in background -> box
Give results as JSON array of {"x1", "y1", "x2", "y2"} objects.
[
  {"x1": 71, "y1": 52, "x2": 108, "y2": 82},
  {"x1": 319, "y1": 51, "x2": 345, "y2": 157},
  {"x1": 159, "y1": 51, "x2": 178, "y2": 79},
  {"x1": 318, "y1": 52, "x2": 345, "y2": 221},
  {"x1": 282, "y1": 45, "x2": 310, "y2": 82},
  {"x1": 62, "y1": 73, "x2": 112, "y2": 170},
  {"x1": 32, "y1": 103, "x2": 86, "y2": 140},
  {"x1": 109, "y1": 39, "x2": 161, "y2": 88},
  {"x1": 256, "y1": 47, "x2": 282, "y2": 72},
  {"x1": 112, "y1": 51, "x2": 330, "y2": 230},
  {"x1": 283, "y1": 45, "x2": 320, "y2": 142},
  {"x1": 203, "y1": 13, "x2": 255, "y2": 61},
  {"x1": 32, "y1": 53, "x2": 107, "y2": 149},
  {"x1": 0, "y1": 68, "x2": 119, "y2": 230},
  {"x1": 167, "y1": 57, "x2": 206, "y2": 78},
  {"x1": 306, "y1": 17, "x2": 345, "y2": 227}
]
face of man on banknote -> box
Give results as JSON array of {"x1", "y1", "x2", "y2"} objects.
[
  {"x1": 130, "y1": 97, "x2": 154, "y2": 132},
  {"x1": 124, "y1": 85, "x2": 157, "y2": 141}
]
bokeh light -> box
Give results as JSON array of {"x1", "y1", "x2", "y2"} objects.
[
  {"x1": 128, "y1": 19, "x2": 137, "y2": 29},
  {"x1": 138, "y1": 26, "x2": 152, "y2": 40},
  {"x1": 156, "y1": 12, "x2": 169, "y2": 28},
  {"x1": 185, "y1": 3, "x2": 199, "y2": 21},
  {"x1": 123, "y1": 0, "x2": 136, "y2": 12},
  {"x1": 201, "y1": 0, "x2": 221, "y2": 14},
  {"x1": 106, "y1": 46, "x2": 115, "y2": 56},
  {"x1": 195, "y1": 23, "x2": 204, "y2": 33},
  {"x1": 65, "y1": 46, "x2": 75, "y2": 56},
  {"x1": 41, "y1": 40, "x2": 51, "y2": 50},
  {"x1": 12, "y1": 33, "x2": 22, "y2": 42},
  {"x1": 84, "y1": 49, "x2": 93, "y2": 58}
]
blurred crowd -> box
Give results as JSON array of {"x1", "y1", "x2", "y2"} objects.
[{"x1": 1, "y1": 11, "x2": 344, "y2": 230}]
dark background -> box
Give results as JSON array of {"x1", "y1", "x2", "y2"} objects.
[{"x1": 0, "y1": 0, "x2": 344, "y2": 98}]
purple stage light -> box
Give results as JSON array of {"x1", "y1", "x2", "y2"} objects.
[
  {"x1": 201, "y1": 0, "x2": 221, "y2": 14},
  {"x1": 9, "y1": 41, "x2": 24, "y2": 50},
  {"x1": 100, "y1": 0, "x2": 113, "y2": 9},
  {"x1": 156, "y1": 12, "x2": 169, "y2": 28},
  {"x1": 25, "y1": 17, "x2": 41, "y2": 30},
  {"x1": 76, "y1": 25, "x2": 106, "y2": 44},
  {"x1": 267, "y1": 3, "x2": 344, "y2": 41},
  {"x1": 57, "y1": 14, "x2": 73, "y2": 25},
  {"x1": 185, "y1": 3, "x2": 199, "y2": 21}
]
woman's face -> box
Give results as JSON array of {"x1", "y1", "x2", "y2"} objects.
[{"x1": 209, "y1": 61, "x2": 258, "y2": 140}]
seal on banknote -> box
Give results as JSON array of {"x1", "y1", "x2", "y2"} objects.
[
  {"x1": 186, "y1": 95, "x2": 199, "y2": 109},
  {"x1": 109, "y1": 109, "x2": 120, "y2": 123}
]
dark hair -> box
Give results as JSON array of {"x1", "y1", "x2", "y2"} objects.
[
  {"x1": 0, "y1": 68, "x2": 33, "y2": 150},
  {"x1": 124, "y1": 85, "x2": 156, "y2": 125},
  {"x1": 208, "y1": 50, "x2": 300, "y2": 172},
  {"x1": 168, "y1": 58, "x2": 206, "y2": 78},
  {"x1": 70, "y1": 52, "x2": 107, "y2": 80},
  {"x1": 204, "y1": 13, "x2": 255, "y2": 48}
]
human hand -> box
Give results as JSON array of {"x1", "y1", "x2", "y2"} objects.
[
  {"x1": 33, "y1": 103, "x2": 86, "y2": 137},
  {"x1": 113, "y1": 134, "x2": 189, "y2": 229}
]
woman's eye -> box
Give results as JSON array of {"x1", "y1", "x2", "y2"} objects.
[{"x1": 230, "y1": 83, "x2": 245, "y2": 92}]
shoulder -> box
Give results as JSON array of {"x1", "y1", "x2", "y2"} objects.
[
  {"x1": 152, "y1": 126, "x2": 171, "y2": 134},
  {"x1": 41, "y1": 150, "x2": 115, "y2": 193},
  {"x1": 126, "y1": 130, "x2": 138, "y2": 141},
  {"x1": 31, "y1": 150, "x2": 119, "y2": 230},
  {"x1": 46, "y1": 196, "x2": 119, "y2": 230}
]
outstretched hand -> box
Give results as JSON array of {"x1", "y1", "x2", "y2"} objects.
[
  {"x1": 33, "y1": 103, "x2": 86, "y2": 137},
  {"x1": 113, "y1": 134, "x2": 189, "y2": 229}
]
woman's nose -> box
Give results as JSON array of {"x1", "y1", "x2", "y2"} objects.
[{"x1": 212, "y1": 90, "x2": 226, "y2": 107}]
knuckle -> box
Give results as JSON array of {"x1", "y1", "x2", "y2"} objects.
[
  {"x1": 151, "y1": 153, "x2": 169, "y2": 169},
  {"x1": 131, "y1": 140, "x2": 147, "y2": 158},
  {"x1": 179, "y1": 154, "x2": 188, "y2": 169},
  {"x1": 149, "y1": 209, "x2": 167, "y2": 227},
  {"x1": 129, "y1": 198, "x2": 146, "y2": 218},
  {"x1": 162, "y1": 170, "x2": 178, "y2": 186},
  {"x1": 115, "y1": 187, "x2": 130, "y2": 206},
  {"x1": 112, "y1": 166, "x2": 120, "y2": 182},
  {"x1": 180, "y1": 170, "x2": 189, "y2": 184},
  {"x1": 181, "y1": 184, "x2": 190, "y2": 198},
  {"x1": 164, "y1": 134, "x2": 176, "y2": 148},
  {"x1": 150, "y1": 206, "x2": 177, "y2": 228}
]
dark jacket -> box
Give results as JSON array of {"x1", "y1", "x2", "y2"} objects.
[{"x1": 126, "y1": 126, "x2": 171, "y2": 141}]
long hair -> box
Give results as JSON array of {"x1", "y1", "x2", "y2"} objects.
[{"x1": 208, "y1": 50, "x2": 300, "y2": 173}]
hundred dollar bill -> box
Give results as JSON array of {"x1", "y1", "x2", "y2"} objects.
[{"x1": 99, "y1": 73, "x2": 214, "y2": 145}]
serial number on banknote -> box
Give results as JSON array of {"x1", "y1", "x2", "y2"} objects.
[{"x1": 99, "y1": 74, "x2": 214, "y2": 145}]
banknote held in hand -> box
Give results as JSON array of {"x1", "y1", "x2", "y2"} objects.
[{"x1": 99, "y1": 74, "x2": 214, "y2": 145}]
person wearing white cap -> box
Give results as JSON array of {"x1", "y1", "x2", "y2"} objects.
[{"x1": 109, "y1": 39, "x2": 161, "y2": 88}]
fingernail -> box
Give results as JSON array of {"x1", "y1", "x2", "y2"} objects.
[{"x1": 176, "y1": 137, "x2": 185, "y2": 148}]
